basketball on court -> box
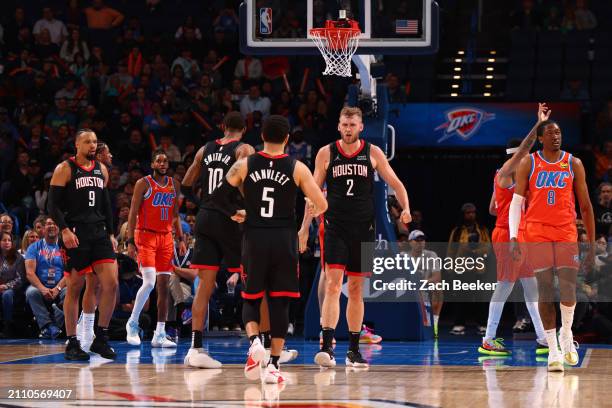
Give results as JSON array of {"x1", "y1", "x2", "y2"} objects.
[{"x1": 1, "y1": 1, "x2": 611, "y2": 407}]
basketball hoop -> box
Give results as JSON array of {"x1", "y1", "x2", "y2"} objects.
[{"x1": 309, "y1": 12, "x2": 361, "y2": 77}]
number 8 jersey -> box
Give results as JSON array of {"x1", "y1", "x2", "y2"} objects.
[
  {"x1": 325, "y1": 140, "x2": 374, "y2": 222},
  {"x1": 526, "y1": 150, "x2": 576, "y2": 226}
]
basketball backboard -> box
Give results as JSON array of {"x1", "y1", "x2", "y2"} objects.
[{"x1": 239, "y1": 0, "x2": 439, "y2": 55}]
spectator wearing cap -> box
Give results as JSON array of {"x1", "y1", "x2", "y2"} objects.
[
  {"x1": 33, "y1": 7, "x2": 67, "y2": 45},
  {"x1": 25, "y1": 217, "x2": 66, "y2": 339},
  {"x1": 408, "y1": 230, "x2": 443, "y2": 337},
  {"x1": 595, "y1": 182, "x2": 612, "y2": 235},
  {"x1": 240, "y1": 84, "x2": 271, "y2": 119},
  {"x1": 287, "y1": 126, "x2": 313, "y2": 168},
  {"x1": 447, "y1": 203, "x2": 491, "y2": 336}
]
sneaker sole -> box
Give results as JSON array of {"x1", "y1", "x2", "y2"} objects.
[
  {"x1": 359, "y1": 338, "x2": 382, "y2": 344},
  {"x1": 345, "y1": 358, "x2": 369, "y2": 368},
  {"x1": 314, "y1": 352, "x2": 336, "y2": 368},
  {"x1": 548, "y1": 362, "x2": 564, "y2": 372},
  {"x1": 184, "y1": 354, "x2": 222, "y2": 369},
  {"x1": 152, "y1": 342, "x2": 177, "y2": 348},
  {"x1": 126, "y1": 336, "x2": 141, "y2": 346},
  {"x1": 478, "y1": 347, "x2": 511, "y2": 356},
  {"x1": 65, "y1": 353, "x2": 90, "y2": 361},
  {"x1": 564, "y1": 353, "x2": 579, "y2": 366}
]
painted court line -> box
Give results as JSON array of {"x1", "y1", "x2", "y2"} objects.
[{"x1": 579, "y1": 348, "x2": 592, "y2": 368}]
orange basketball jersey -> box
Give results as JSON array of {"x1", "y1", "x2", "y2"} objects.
[
  {"x1": 526, "y1": 151, "x2": 576, "y2": 226},
  {"x1": 493, "y1": 171, "x2": 525, "y2": 230},
  {"x1": 136, "y1": 175, "x2": 176, "y2": 233}
]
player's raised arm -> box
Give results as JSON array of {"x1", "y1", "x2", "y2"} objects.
[
  {"x1": 298, "y1": 145, "x2": 328, "y2": 252},
  {"x1": 181, "y1": 146, "x2": 204, "y2": 205},
  {"x1": 572, "y1": 157, "x2": 596, "y2": 246},
  {"x1": 294, "y1": 161, "x2": 328, "y2": 217},
  {"x1": 370, "y1": 144, "x2": 411, "y2": 224},
  {"x1": 126, "y1": 178, "x2": 148, "y2": 259},
  {"x1": 508, "y1": 155, "x2": 532, "y2": 241},
  {"x1": 498, "y1": 103, "x2": 551, "y2": 179}
]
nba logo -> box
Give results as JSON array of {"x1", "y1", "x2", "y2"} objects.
[{"x1": 260, "y1": 8, "x2": 272, "y2": 35}]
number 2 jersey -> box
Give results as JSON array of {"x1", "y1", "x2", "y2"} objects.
[
  {"x1": 526, "y1": 150, "x2": 576, "y2": 227},
  {"x1": 325, "y1": 140, "x2": 374, "y2": 223}
]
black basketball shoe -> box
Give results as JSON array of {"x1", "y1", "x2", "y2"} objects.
[
  {"x1": 346, "y1": 350, "x2": 369, "y2": 368},
  {"x1": 90, "y1": 336, "x2": 117, "y2": 360},
  {"x1": 65, "y1": 338, "x2": 90, "y2": 361}
]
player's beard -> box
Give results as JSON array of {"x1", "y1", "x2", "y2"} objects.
[
  {"x1": 342, "y1": 133, "x2": 359, "y2": 144},
  {"x1": 86, "y1": 152, "x2": 96, "y2": 160}
]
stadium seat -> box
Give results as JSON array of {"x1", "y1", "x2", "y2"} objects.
[
  {"x1": 534, "y1": 81, "x2": 561, "y2": 100},
  {"x1": 565, "y1": 47, "x2": 591, "y2": 63},
  {"x1": 537, "y1": 47, "x2": 563, "y2": 63},
  {"x1": 565, "y1": 31, "x2": 594, "y2": 48},
  {"x1": 508, "y1": 47, "x2": 536, "y2": 64},
  {"x1": 511, "y1": 29, "x2": 536, "y2": 49},
  {"x1": 538, "y1": 31, "x2": 563, "y2": 48},
  {"x1": 536, "y1": 63, "x2": 562, "y2": 81},
  {"x1": 507, "y1": 63, "x2": 535, "y2": 80},
  {"x1": 564, "y1": 62, "x2": 590, "y2": 81},
  {"x1": 505, "y1": 79, "x2": 533, "y2": 101}
]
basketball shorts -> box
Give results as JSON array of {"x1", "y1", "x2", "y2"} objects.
[
  {"x1": 134, "y1": 229, "x2": 174, "y2": 274},
  {"x1": 62, "y1": 222, "x2": 115, "y2": 276},
  {"x1": 323, "y1": 218, "x2": 375, "y2": 277},
  {"x1": 524, "y1": 222, "x2": 579, "y2": 271},
  {"x1": 241, "y1": 227, "x2": 299, "y2": 299},
  {"x1": 191, "y1": 209, "x2": 242, "y2": 273},
  {"x1": 491, "y1": 226, "x2": 533, "y2": 282}
]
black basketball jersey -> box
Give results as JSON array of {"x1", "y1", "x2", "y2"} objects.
[
  {"x1": 199, "y1": 139, "x2": 242, "y2": 211},
  {"x1": 243, "y1": 152, "x2": 297, "y2": 228},
  {"x1": 64, "y1": 157, "x2": 106, "y2": 225},
  {"x1": 325, "y1": 140, "x2": 375, "y2": 222}
]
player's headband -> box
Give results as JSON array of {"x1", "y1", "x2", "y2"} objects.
[{"x1": 506, "y1": 147, "x2": 520, "y2": 155}]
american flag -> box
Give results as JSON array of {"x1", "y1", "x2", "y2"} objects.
[{"x1": 395, "y1": 19, "x2": 418, "y2": 34}]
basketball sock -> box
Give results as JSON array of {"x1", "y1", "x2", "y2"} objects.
[
  {"x1": 322, "y1": 328, "x2": 335, "y2": 350},
  {"x1": 520, "y1": 277, "x2": 546, "y2": 341},
  {"x1": 94, "y1": 326, "x2": 109, "y2": 340},
  {"x1": 349, "y1": 331, "x2": 360, "y2": 353},
  {"x1": 83, "y1": 313, "x2": 95, "y2": 335},
  {"x1": 560, "y1": 303, "x2": 575, "y2": 334},
  {"x1": 261, "y1": 331, "x2": 271, "y2": 349},
  {"x1": 191, "y1": 330, "x2": 203, "y2": 349},
  {"x1": 269, "y1": 355, "x2": 280, "y2": 368},
  {"x1": 544, "y1": 328, "x2": 558, "y2": 352},
  {"x1": 485, "y1": 281, "x2": 514, "y2": 340},
  {"x1": 130, "y1": 268, "x2": 156, "y2": 323},
  {"x1": 68, "y1": 335, "x2": 78, "y2": 343},
  {"x1": 155, "y1": 322, "x2": 165, "y2": 334},
  {"x1": 249, "y1": 335, "x2": 259, "y2": 345}
]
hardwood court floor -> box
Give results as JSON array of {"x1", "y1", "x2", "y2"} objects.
[{"x1": 1, "y1": 338, "x2": 611, "y2": 407}]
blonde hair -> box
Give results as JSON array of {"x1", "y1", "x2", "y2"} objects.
[
  {"x1": 339, "y1": 106, "x2": 363, "y2": 120},
  {"x1": 21, "y1": 230, "x2": 39, "y2": 253}
]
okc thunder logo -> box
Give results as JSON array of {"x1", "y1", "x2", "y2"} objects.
[{"x1": 435, "y1": 107, "x2": 495, "y2": 143}]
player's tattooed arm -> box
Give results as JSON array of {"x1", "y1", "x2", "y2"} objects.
[
  {"x1": 298, "y1": 146, "x2": 328, "y2": 252},
  {"x1": 236, "y1": 143, "x2": 256, "y2": 160},
  {"x1": 498, "y1": 103, "x2": 550, "y2": 181},
  {"x1": 225, "y1": 158, "x2": 247, "y2": 186},
  {"x1": 126, "y1": 178, "x2": 148, "y2": 258},
  {"x1": 370, "y1": 145, "x2": 412, "y2": 224}
]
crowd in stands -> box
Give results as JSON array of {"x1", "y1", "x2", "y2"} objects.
[{"x1": 0, "y1": 1, "x2": 610, "y2": 342}]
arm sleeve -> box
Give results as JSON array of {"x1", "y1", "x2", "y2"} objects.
[
  {"x1": 103, "y1": 188, "x2": 115, "y2": 235},
  {"x1": 210, "y1": 180, "x2": 241, "y2": 217},
  {"x1": 509, "y1": 194, "x2": 525, "y2": 240},
  {"x1": 47, "y1": 185, "x2": 68, "y2": 230}
]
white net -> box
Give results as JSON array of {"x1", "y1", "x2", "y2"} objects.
[{"x1": 310, "y1": 28, "x2": 360, "y2": 77}]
